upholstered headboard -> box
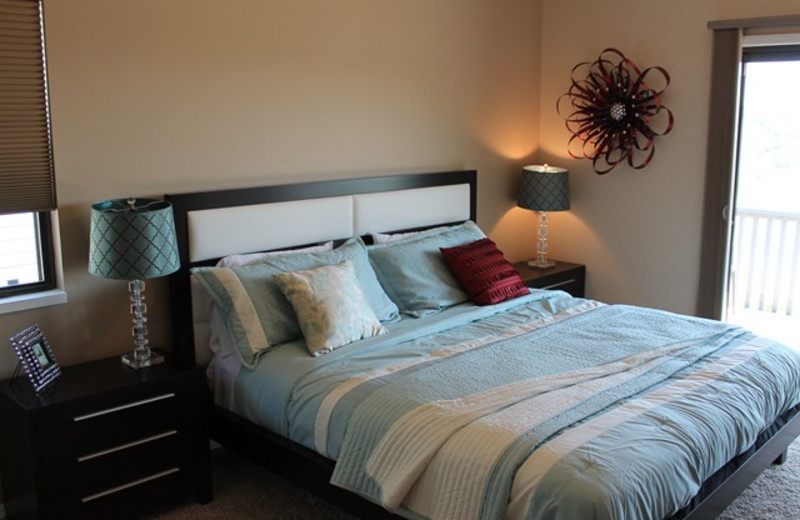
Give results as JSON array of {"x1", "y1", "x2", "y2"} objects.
[{"x1": 166, "y1": 170, "x2": 477, "y2": 364}]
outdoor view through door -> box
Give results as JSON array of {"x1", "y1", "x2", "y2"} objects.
[{"x1": 726, "y1": 46, "x2": 800, "y2": 351}]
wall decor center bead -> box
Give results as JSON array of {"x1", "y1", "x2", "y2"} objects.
[{"x1": 557, "y1": 48, "x2": 674, "y2": 174}]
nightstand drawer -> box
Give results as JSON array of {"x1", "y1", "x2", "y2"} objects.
[
  {"x1": 47, "y1": 464, "x2": 193, "y2": 520},
  {"x1": 514, "y1": 260, "x2": 586, "y2": 298},
  {"x1": 36, "y1": 376, "x2": 203, "y2": 450},
  {"x1": 535, "y1": 276, "x2": 582, "y2": 295},
  {"x1": 43, "y1": 410, "x2": 199, "y2": 496}
]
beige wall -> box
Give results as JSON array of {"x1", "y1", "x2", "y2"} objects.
[
  {"x1": 0, "y1": 0, "x2": 543, "y2": 377},
  {"x1": 2, "y1": 1, "x2": 799, "y2": 380},
  {"x1": 539, "y1": 0, "x2": 800, "y2": 314}
]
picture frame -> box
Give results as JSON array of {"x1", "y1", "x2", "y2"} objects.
[{"x1": 9, "y1": 324, "x2": 61, "y2": 393}]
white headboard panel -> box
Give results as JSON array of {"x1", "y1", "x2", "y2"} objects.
[
  {"x1": 353, "y1": 184, "x2": 470, "y2": 236},
  {"x1": 187, "y1": 196, "x2": 354, "y2": 262},
  {"x1": 185, "y1": 184, "x2": 472, "y2": 263}
]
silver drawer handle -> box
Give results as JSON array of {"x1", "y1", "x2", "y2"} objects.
[
  {"x1": 81, "y1": 467, "x2": 180, "y2": 503},
  {"x1": 73, "y1": 393, "x2": 176, "y2": 422},
  {"x1": 77, "y1": 430, "x2": 178, "y2": 462},
  {"x1": 542, "y1": 278, "x2": 576, "y2": 290}
]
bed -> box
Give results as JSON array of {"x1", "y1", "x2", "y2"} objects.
[{"x1": 165, "y1": 170, "x2": 800, "y2": 520}]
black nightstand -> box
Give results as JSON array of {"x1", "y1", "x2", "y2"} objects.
[
  {"x1": 0, "y1": 353, "x2": 212, "y2": 519},
  {"x1": 514, "y1": 260, "x2": 586, "y2": 298}
]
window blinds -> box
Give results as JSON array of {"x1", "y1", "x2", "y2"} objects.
[
  {"x1": 0, "y1": 0, "x2": 56, "y2": 214},
  {"x1": 696, "y1": 28, "x2": 741, "y2": 319}
]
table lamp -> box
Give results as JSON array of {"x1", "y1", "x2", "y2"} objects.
[
  {"x1": 517, "y1": 164, "x2": 570, "y2": 269},
  {"x1": 89, "y1": 198, "x2": 180, "y2": 368}
]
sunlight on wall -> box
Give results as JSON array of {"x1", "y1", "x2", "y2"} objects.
[{"x1": 476, "y1": 121, "x2": 538, "y2": 161}]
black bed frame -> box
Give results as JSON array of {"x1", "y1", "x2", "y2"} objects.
[{"x1": 165, "y1": 170, "x2": 800, "y2": 520}]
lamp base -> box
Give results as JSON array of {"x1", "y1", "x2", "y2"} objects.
[
  {"x1": 121, "y1": 351, "x2": 165, "y2": 369},
  {"x1": 528, "y1": 258, "x2": 556, "y2": 270}
]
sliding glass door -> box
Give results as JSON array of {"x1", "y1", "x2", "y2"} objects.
[{"x1": 725, "y1": 46, "x2": 800, "y2": 350}]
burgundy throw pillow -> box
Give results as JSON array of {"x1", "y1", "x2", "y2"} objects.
[{"x1": 440, "y1": 238, "x2": 529, "y2": 305}]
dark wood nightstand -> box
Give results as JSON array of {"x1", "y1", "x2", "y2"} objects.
[
  {"x1": 514, "y1": 260, "x2": 586, "y2": 298},
  {"x1": 0, "y1": 352, "x2": 212, "y2": 519}
]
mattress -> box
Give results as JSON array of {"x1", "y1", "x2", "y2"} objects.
[{"x1": 212, "y1": 290, "x2": 800, "y2": 520}]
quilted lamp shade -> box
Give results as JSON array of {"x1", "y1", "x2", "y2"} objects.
[
  {"x1": 517, "y1": 165, "x2": 570, "y2": 212},
  {"x1": 89, "y1": 198, "x2": 180, "y2": 280}
]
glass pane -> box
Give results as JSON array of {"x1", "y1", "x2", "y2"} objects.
[
  {"x1": 727, "y1": 58, "x2": 800, "y2": 351},
  {"x1": 0, "y1": 212, "x2": 44, "y2": 288},
  {"x1": 735, "y1": 60, "x2": 800, "y2": 212}
]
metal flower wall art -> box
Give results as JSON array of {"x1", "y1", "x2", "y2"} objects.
[{"x1": 557, "y1": 48, "x2": 674, "y2": 174}]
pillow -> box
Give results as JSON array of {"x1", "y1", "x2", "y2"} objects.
[
  {"x1": 367, "y1": 221, "x2": 486, "y2": 317},
  {"x1": 216, "y1": 241, "x2": 333, "y2": 268},
  {"x1": 440, "y1": 238, "x2": 530, "y2": 305},
  {"x1": 192, "y1": 237, "x2": 399, "y2": 368},
  {"x1": 205, "y1": 242, "x2": 335, "y2": 341},
  {"x1": 274, "y1": 260, "x2": 387, "y2": 356},
  {"x1": 370, "y1": 226, "x2": 448, "y2": 245},
  {"x1": 202, "y1": 241, "x2": 334, "y2": 356}
]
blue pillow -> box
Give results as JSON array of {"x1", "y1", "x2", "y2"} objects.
[
  {"x1": 192, "y1": 237, "x2": 399, "y2": 367},
  {"x1": 367, "y1": 221, "x2": 486, "y2": 317}
]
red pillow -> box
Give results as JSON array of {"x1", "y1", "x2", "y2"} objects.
[{"x1": 440, "y1": 238, "x2": 529, "y2": 305}]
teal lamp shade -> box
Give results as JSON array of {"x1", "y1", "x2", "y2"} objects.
[
  {"x1": 517, "y1": 165, "x2": 570, "y2": 212},
  {"x1": 89, "y1": 198, "x2": 180, "y2": 280}
]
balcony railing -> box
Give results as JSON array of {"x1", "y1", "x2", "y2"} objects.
[{"x1": 729, "y1": 207, "x2": 800, "y2": 317}]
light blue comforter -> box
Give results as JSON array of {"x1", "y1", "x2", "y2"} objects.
[{"x1": 234, "y1": 291, "x2": 800, "y2": 520}]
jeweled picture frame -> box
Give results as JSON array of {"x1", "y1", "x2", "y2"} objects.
[{"x1": 9, "y1": 324, "x2": 61, "y2": 393}]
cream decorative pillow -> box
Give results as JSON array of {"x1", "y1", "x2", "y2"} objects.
[{"x1": 274, "y1": 260, "x2": 388, "y2": 356}]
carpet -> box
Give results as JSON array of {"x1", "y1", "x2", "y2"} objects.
[
  {"x1": 141, "y1": 439, "x2": 800, "y2": 519},
  {"x1": 717, "y1": 437, "x2": 800, "y2": 520}
]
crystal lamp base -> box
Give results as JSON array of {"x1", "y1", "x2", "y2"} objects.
[
  {"x1": 528, "y1": 258, "x2": 556, "y2": 269},
  {"x1": 121, "y1": 350, "x2": 165, "y2": 369}
]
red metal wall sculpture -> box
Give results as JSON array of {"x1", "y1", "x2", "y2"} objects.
[{"x1": 557, "y1": 48, "x2": 674, "y2": 174}]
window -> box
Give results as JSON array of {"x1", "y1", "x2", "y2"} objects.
[
  {"x1": 0, "y1": 0, "x2": 65, "y2": 312},
  {"x1": 0, "y1": 212, "x2": 55, "y2": 296}
]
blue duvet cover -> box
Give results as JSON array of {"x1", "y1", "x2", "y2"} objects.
[{"x1": 233, "y1": 291, "x2": 800, "y2": 520}]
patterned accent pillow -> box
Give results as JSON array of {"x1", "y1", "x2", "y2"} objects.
[
  {"x1": 274, "y1": 260, "x2": 388, "y2": 356},
  {"x1": 440, "y1": 238, "x2": 530, "y2": 305}
]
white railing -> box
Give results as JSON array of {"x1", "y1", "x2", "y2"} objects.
[{"x1": 729, "y1": 208, "x2": 800, "y2": 316}]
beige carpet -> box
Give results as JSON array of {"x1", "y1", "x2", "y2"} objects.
[
  {"x1": 141, "y1": 439, "x2": 800, "y2": 519},
  {"x1": 718, "y1": 437, "x2": 800, "y2": 520}
]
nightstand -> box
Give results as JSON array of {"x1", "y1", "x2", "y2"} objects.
[
  {"x1": 0, "y1": 352, "x2": 212, "y2": 519},
  {"x1": 514, "y1": 260, "x2": 586, "y2": 298}
]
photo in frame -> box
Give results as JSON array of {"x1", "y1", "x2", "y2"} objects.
[{"x1": 9, "y1": 324, "x2": 61, "y2": 393}]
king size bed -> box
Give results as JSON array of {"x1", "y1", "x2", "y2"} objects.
[{"x1": 166, "y1": 170, "x2": 800, "y2": 520}]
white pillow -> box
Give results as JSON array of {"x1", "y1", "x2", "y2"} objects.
[
  {"x1": 370, "y1": 226, "x2": 448, "y2": 244},
  {"x1": 215, "y1": 241, "x2": 334, "y2": 268},
  {"x1": 273, "y1": 260, "x2": 387, "y2": 356}
]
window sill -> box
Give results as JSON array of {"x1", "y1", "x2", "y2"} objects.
[{"x1": 0, "y1": 289, "x2": 68, "y2": 315}]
